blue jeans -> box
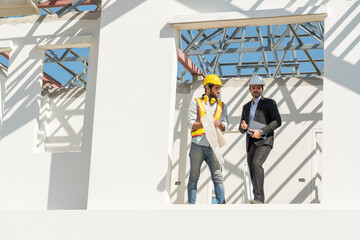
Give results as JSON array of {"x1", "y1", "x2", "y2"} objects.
[{"x1": 188, "y1": 143, "x2": 225, "y2": 204}]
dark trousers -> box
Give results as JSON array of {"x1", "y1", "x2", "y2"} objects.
[{"x1": 247, "y1": 140, "x2": 272, "y2": 203}]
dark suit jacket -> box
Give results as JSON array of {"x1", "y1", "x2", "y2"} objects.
[{"x1": 239, "y1": 96, "x2": 282, "y2": 151}]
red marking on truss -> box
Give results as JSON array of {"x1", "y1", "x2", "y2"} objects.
[
  {"x1": 0, "y1": 52, "x2": 9, "y2": 59},
  {"x1": 178, "y1": 49, "x2": 205, "y2": 78},
  {"x1": 43, "y1": 73, "x2": 62, "y2": 88},
  {"x1": 37, "y1": 0, "x2": 94, "y2": 8},
  {"x1": 1, "y1": 51, "x2": 62, "y2": 88}
]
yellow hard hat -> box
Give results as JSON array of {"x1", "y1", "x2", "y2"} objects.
[{"x1": 203, "y1": 74, "x2": 223, "y2": 86}]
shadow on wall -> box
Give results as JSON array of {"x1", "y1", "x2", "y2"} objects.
[
  {"x1": 38, "y1": 88, "x2": 86, "y2": 152},
  {"x1": 174, "y1": 0, "x2": 248, "y2": 13},
  {"x1": 325, "y1": 1, "x2": 360, "y2": 94},
  {"x1": 170, "y1": 77, "x2": 323, "y2": 204},
  {"x1": 167, "y1": 0, "x2": 360, "y2": 204},
  {"x1": 169, "y1": 93, "x2": 193, "y2": 203},
  {"x1": 174, "y1": 0, "x2": 329, "y2": 15},
  {"x1": 47, "y1": 151, "x2": 91, "y2": 209},
  {"x1": 0, "y1": 64, "x2": 6, "y2": 136},
  {"x1": 175, "y1": 0, "x2": 360, "y2": 96},
  {"x1": 46, "y1": 39, "x2": 100, "y2": 209},
  {"x1": 100, "y1": 0, "x2": 146, "y2": 29},
  {"x1": 1, "y1": 12, "x2": 99, "y2": 140},
  {"x1": 37, "y1": 88, "x2": 91, "y2": 209},
  {"x1": 0, "y1": 12, "x2": 101, "y2": 209},
  {"x1": 264, "y1": 79, "x2": 322, "y2": 202}
]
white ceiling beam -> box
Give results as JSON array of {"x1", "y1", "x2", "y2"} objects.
[
  {"x1": 169, "y1": 6, "x2": 327, "y2": 30},
  {"x1": 0, "y1": 0, "x2": 40, "y2": 17}
]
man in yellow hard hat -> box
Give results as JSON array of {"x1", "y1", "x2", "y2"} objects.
[
  {"x1": 239, "y1": 75, "x2": 282, "y2": 204},
  {"x1": 187, "y1": 74, "x2": 228, "y2": 204}
]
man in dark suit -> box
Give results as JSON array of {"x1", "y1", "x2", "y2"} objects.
[{"x1": 239, "y1": 75, "x2": 282, "y2": 204}]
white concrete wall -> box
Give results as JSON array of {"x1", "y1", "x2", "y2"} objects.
[
  {"x1": 0, "y1": 0, "x2": 360, "y2": 239},
  {"x1": 0, "y1": 12, "x2": 100, "y2": 209},
  {"x1": 323, "y1": 0, "x2": 360, "y2": 205},
  {"x1": 87, "y1": 0, "x2": 178, "y2": 208},
  {"x1": 39, "y1": 88, "x2": 86, "y2": 153},
  {"x1": 171, "y1": 78, "x2": 322, "y2": 204},
  {"x1": 88, "y1": 0, "x2": 330, "y2": 208},
  {"x1": 0, "y1": 207, "x2": 359, "y2": 240},
  {"x1": 0, "y1": 65, "x2": 5, "y2": 137}
]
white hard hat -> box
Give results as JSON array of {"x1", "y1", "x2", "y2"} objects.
[{"x1": 248, "y1": 75, "x2": 265, "y2": 86}]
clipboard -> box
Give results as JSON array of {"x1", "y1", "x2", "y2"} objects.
[{"x1": 247, "y1": 120, "x2": 266, "y2": 136}]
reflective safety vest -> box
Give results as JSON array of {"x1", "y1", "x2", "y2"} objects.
[{"x1": 191, "y1": 97, "x2": 223, "y2": 137}]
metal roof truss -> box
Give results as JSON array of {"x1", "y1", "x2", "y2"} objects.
[{"x1": 179, "y1": 21, "x2": 324, "y2": 79}]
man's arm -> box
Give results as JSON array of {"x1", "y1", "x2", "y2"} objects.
[
  {"x1": 187, "y1": 99, "x2": 201, "y2": 130},
  {"x1": 260, "y1": 99, "x2": 282, "y2": 135},
  {"x1": 192, "y1": 122, "x2": 203, "y2": 130},
  {"x1": 239, "y1": 105, "x2": 248, "y2": 134},
  {"x1": 218, "y1": 102, "x2": 229, "y2": 132}
]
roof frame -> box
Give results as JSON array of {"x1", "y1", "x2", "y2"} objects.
[{"x1": 178, "y1": 21, "x2": 324, "y2": 79}]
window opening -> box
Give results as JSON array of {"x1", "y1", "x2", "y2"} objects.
[
  {"x1": 177, "y1": 22, "x2": 324, "y2": 83},
  {"x1": 171, "y1": 21, "x2": 324, "y2": 204},
  {"x1": 38, "y1": 47, "x2": 89, "y2": 152},
  {"x1": 0, "y1": 51, "x2": 9, "y2": 139}
]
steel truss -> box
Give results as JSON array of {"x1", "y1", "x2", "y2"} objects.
[
  {"x1": 0, "y1": 0, "x2": 98, "y2": 89},
  {"x1": 33, "y1": 0, "x2": 101, "y2": 17},
  {"x1": 180, "y1": 22, "x2": 324, "y2": 79},
  {"x1": 45, "y1": 48, "x2": 89, "y2": 88},
  {"x1": 0, "y1": 48, "x2": 88, "y2": 89}
]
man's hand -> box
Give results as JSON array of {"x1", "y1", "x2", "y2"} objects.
[
  {"x1": 249, "y1": 129, "x2": 261, "y2": 139},
  {"x1": 214, "y1": 119, "x2": 221, "y2": 128},
  {"x1": 192, "y1": 122, "x2": 203, "y2": 131},
  {"x1": 241, "y1": 120, "x2": 248, "y2": 130}
]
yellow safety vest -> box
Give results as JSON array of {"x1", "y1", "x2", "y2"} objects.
[{"x1": 191, "y1": 97, "x2": 223, "y2": 137}]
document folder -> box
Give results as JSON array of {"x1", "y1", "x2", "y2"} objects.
[{"x1": 247, "y1": 120, "x2": 266, "y2": 138}]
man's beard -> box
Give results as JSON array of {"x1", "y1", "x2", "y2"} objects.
[
  {"x1": 251, "y1": 92, "x2": 260, "y2": 98},
  {"x1": 210, "y1": 91, "x2": 218, "y2": 99}
]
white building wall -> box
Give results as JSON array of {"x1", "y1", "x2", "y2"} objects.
[
  {"x1": 88, "y1": 0, "x2": 330, "y2": 208},
  {"x1": 36, "y1": 88, "x2": 90, "y2": 209},
  {"x1": 87, "y1": 0, "x2": 178, "y2": 208},
  {"x1": 39, "y1": 88, "x2": 86, "y2": 153},
  {"x1": 0, "y1": 12, "x2": 100, "y2": 209},
  {"x1": 0, "y1": 0, "x2": 359, "y2": 239},
  {"x1": 0, "y1": 208, "x2": 359, "y2": 240},
  {"x1": 323, "y1": 1, "x2": 360, "y2": 205},
  {"x1": 0, "y1": 66, "x2": 5, "y2": 137}
]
